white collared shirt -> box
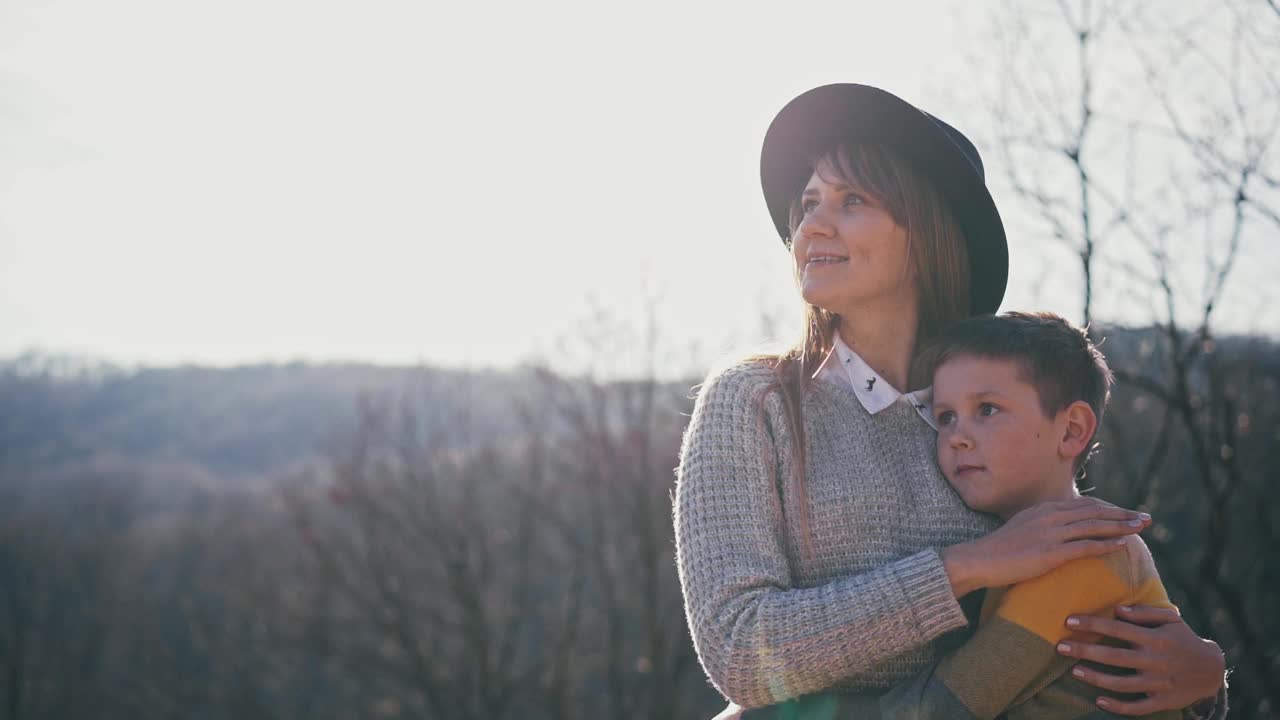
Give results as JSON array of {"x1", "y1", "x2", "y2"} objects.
[{"x1": 814, "y1": 333, "x2": 938, "y2": 430}]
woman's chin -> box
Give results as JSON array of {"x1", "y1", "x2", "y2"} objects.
[{"x1": 799, "y1": 283, "x2": 843, "y2": 313}]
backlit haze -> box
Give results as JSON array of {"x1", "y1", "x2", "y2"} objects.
[{"x1": 2, "y1": 0, "x2": 1275, "y2": 380}]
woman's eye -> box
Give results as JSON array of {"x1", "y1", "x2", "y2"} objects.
[
  {"x1": 979, "y1": 403, "x2": 999, "y2": 417},
  {"x1": 844, "y1": 194, "x2": 865, "y2": 207}
]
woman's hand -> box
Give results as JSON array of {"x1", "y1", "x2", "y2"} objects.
[
  {"x1": 941, "y1": 498, "x2": 1150, "y2": 598},
  {"x1": 1057, "y1": 604, "x2": 1226, "y2": 715}
]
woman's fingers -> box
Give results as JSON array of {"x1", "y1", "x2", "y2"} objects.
[
  {"x1": 1063, "y1": 614, "x2": 1152, "y2": 645},
  {"x1": 1059, "y1": 537, "x2": 1129, "y2": 563},
  {"x1": 1057, "y1": 517, "x2": 1147, "y2": 541},
  {"x1": 1069, "y1": 664, "x2": 1149, "y2": 693},
  {"x1": 1056, "y1": 503, "x2": 1148, "y2": 527},
  {"x1": 1116, "y1": 604, "x2": 1181, "y2": 626},
  {"x1": 1056, "y1": 639, "x2": 1153, "y2": 670},
  {"x1": 1065, "y1": 608, "x2": 1225, "y2": 712},
  {"x1": 1095, "y1": 695, "x2": 1165, "y2": 716}
]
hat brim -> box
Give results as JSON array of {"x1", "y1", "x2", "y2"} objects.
[{"x1": 760, "y1": 83, "x2": 1008, "y2": 316}]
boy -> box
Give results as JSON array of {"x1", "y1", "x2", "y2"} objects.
[{"x1": 745, "y1": 311, "x2": 1181, "y2": 719}]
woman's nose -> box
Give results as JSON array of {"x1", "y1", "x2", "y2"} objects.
[{"x1": 798, "y1": 202, "x2": 835, "y2": 238}]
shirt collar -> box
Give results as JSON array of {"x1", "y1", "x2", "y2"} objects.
[{"x1": 814, "y1": 333, "x2": 938, "y2": 429}]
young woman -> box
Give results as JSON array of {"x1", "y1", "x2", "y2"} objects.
[{"x1": 674, "y1": 84, "x2": 1227, "y2": 718}]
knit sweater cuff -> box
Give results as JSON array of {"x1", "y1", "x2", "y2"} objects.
[{"x1": 894, "y1": 548, "x2": 969, "y2": 640}]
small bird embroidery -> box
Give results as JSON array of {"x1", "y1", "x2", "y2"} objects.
[{"x1": 865, "y1": 377, "x2": 876, "y2": 391}]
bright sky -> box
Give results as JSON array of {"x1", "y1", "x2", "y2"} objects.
[{"x1": 2, "y1": 0, "x2": 1276, "y2": 379}]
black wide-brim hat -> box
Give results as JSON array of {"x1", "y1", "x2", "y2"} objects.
[{"x1": 760, "y1": 83, "x2": 1008, "y2": 316}]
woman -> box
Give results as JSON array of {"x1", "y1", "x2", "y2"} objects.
[{"x1": 674, "y1": 84, "x2": 1227, "y2": 718}]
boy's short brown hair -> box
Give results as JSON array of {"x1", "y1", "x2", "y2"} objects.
[{"x1": 917, "y1": 311, "x2": 1114, "y2": 472}]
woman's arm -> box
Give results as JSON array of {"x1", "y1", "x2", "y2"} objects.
[
  {"x1": 745, "y1": 547, "x2": 1181, "y2": 720},
  {"x1": 676, "y1": 367, "x2": 971, "y2": 708},
  {"x1": 1057, "y1": 606, "x2": 1228, "y2": 719}
]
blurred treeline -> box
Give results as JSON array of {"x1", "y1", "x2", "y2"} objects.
[
  {"x1": 1, "y1": 327, "x2": 1278, "y2": 719},
  {"x1": 0, "y1": 352, "x2": 713, "y2": 719}
]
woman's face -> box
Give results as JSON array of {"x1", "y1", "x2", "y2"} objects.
[{"x1": 790, "y1": 158, "x2": 916, "y2": 318}]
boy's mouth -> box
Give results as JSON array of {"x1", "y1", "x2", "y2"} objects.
[{"x1": 954, "y1": 464, "x2": 986, "y2": 477}]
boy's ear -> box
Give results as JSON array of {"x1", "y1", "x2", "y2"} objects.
[{"x1": 1059, "y1": 400, "x2": 1098, "y2": 463}]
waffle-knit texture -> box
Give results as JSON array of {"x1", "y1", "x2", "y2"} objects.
[{"x1": 674, "y1": 359, "x2": 999, "y2": 708}]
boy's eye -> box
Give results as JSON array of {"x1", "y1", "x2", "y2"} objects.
[
  {"x1": 801, "y1": 198, "x2": 818, "y2": 214},
  {"x1": 935, "y1": 410, "x2": 956, "y2": 426},
  {"x1": 844, "y1": 193, "x2": 865, "y2": 207},
  {"x1": 979, "y1": 403, "x2": 1000, "y2": 417}
]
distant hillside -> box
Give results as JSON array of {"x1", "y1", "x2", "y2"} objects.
[
  {"x1": 0, "y1": 352, "x2": 550, "y2": 484},
  {"x1": 2, "y1": 327, "x2": 1275, "y2": 489}
]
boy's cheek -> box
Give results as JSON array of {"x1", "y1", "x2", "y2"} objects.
[{"x1": 935, "y1": 445, "x2": 955, "y2": 482}]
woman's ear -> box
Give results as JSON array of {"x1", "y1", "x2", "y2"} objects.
[{"x1": 1059, "y1": 400, "x2": 1099, "y2": 464}]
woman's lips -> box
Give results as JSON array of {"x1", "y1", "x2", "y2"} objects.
[{"x1": 806, "y1": 257, "x2": 848, "y2": 268}]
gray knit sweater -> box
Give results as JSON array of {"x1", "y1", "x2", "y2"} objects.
[{"x1": 674, "y1": 359, "x2": 999, "y2": 709}]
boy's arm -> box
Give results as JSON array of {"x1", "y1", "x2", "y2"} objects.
[
  {"x1": 1006, "y1": 537, "x2": 1182, "y2": 720},
  {"x1": 744, "y1": 544, "x2": 1177, "y2": 720},
  {"x1": 873, "y1": 582, "x2": 1089, "y2": 720},
  {"x1": 740, "y1": 607, "x2": 1076, "y2": 720}
]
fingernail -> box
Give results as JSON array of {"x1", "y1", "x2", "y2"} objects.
[
  {"x1": 1128, "y1": 519, "x2": 1144, "y2": 527},
  {"x1": 1066, "y1": 617, "x2": 1080, "y2": 628},
  {"x1": 1057, "y1": 642, "x2": 1072, "y2": 653},
  {"x1": 1097, "y1": 697, "x2": 1112, "y2": 708},
  {"x1": 1138, "y1": 512, "x2": 1151, "y2": 522},
  {"x1": 1119, "y1": 605, "x2": 1133, "y2": 612},
  {"x1": 1072, "y1": 667, "x2": 1084, "y2": 678}
]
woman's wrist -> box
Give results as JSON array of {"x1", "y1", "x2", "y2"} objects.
[{"x1": 941, "y1": 543, "x2": 985, "y2": 598}]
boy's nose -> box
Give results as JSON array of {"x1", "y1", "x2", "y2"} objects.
[{"x1": 949, "y1": 428, "x2": 974, "y2": 450}]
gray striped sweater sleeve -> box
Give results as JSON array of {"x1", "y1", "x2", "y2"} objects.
[{"x1": 674, "y1": 363, "x2": 970, "y2": 709}]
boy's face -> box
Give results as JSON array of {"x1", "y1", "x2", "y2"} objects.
[{"x1": 931, "y1": 353, "x2": 1071, "y2": 519}]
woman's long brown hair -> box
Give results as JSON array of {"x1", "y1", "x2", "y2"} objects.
[{"x1": 746, "y1": 142, "x2": 972, "y2": 564}]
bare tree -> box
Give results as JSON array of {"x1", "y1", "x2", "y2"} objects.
[
  {"x1": 274, "y1": 301, "x2": 720, "y2": 720},
  {"x1": 519, "y1": 345, "x2": 702, "y2": 717},
  {"x1": 280, "y1": 379, "x2": 586, "y2": 720},
  {"x1": 0, "y1": 461, "x2": 144, "y2": 720},
  {"x1": 977, "y1": 1, "x2": 1279, "y2": 715}
]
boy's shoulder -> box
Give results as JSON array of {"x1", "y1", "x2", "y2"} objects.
[
  {"x1": 1010, "y1": 528, "x2": 1160, "y2": 591},
  {"x1": 1119, "y1": 533, "x2": 1153, "y2": 579},
  {"x1": 992, "y1": 535, "x2": 1166, "y2": 643},
  {"x1": 1118, "y1": 533, "x2": 1173, "y2": 608}
]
